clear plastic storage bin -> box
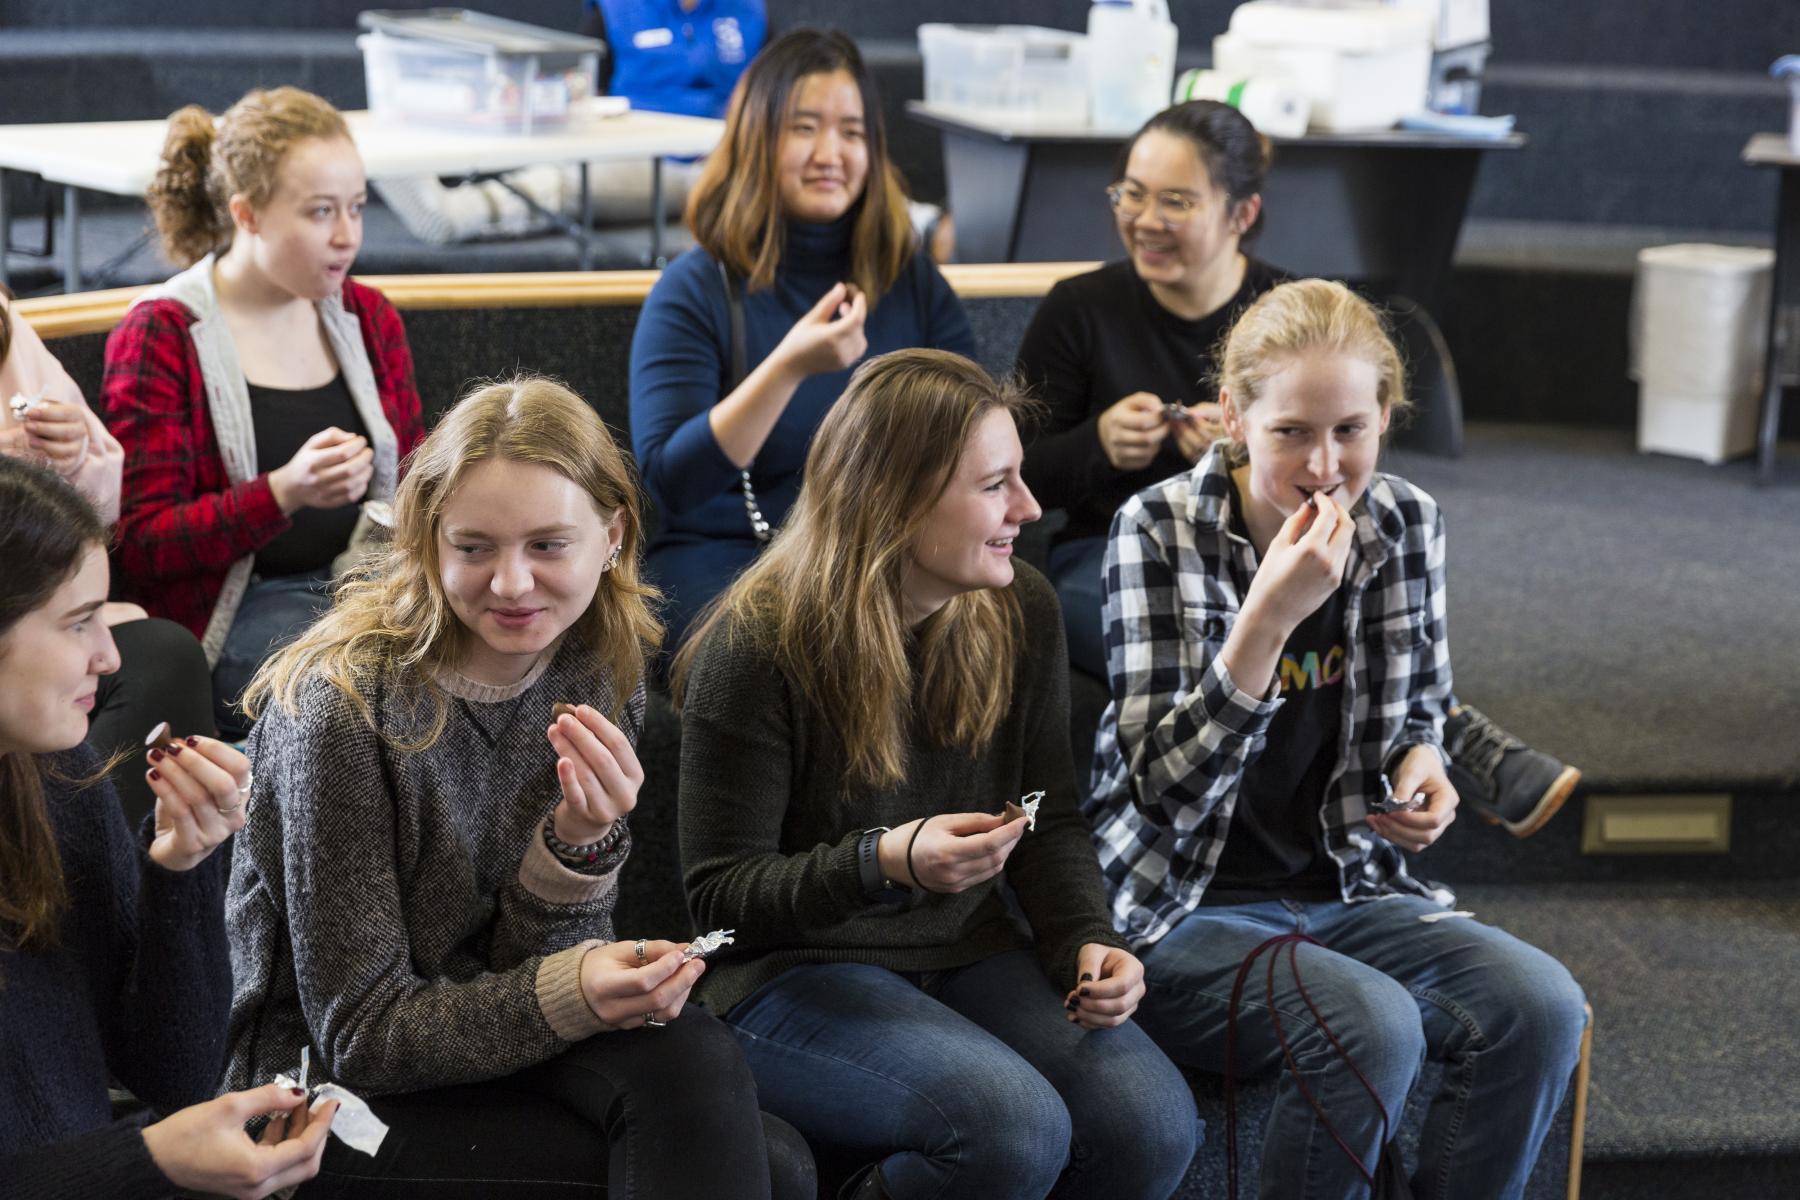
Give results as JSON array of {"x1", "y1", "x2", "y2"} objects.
[
  {"x1": 918, "y1": 25, "x2": 1090, "y2": 128},
  {"x1": 357, "y1": 9, "x2": 603, "y2": 135}
]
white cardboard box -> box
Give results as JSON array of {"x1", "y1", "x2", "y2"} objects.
[{"x1": 1214, "y1": 2, "x2": 1434, "y2": 131}]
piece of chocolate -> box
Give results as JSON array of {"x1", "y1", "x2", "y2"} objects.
[
  {"x1": 551, "y1": 703, "x2": 579, "y2": 721},
  {"x1": 144, "y1": 721, "x2": 174, "y2": 752},
  {"x1": 1163, "y1": 402, "x2": 1193, "y2": 423}
]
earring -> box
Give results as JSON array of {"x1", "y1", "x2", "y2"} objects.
[{"x1": 603, "y1": 545, "x2": 622, "y2": 572}]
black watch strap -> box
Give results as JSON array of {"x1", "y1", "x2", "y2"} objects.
[{"x1": 857, "y1": 826, "x2": 909, "y2": 903}]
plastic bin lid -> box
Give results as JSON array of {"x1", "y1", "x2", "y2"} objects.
[
  {"x1": 1636, "y1": 243, "x2": 1775, "y2": 275},
  {"x1": 358, "y1": 9, "x2": 602, "y2": 55},
  {"x1": 1227, "y1": 2, "x2": 1434, "y2": 53}
]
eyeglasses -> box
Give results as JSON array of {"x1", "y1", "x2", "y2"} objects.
[{"x1": 1105, "y1": 181, "x2": 1200, "y2": 228}]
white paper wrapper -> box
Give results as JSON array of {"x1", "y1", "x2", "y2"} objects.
[
  {"x1": 271, "y1": 1046, "x2": 388, "y2": 1157},
  {"x1": 682, "y1": 928, "x2": 736, "y2": 961}
]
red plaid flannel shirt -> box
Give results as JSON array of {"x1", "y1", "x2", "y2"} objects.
[{"x1": 101, "y1": 279, "x2": 424, "y2": 639}]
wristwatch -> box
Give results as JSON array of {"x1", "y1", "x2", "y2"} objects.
[{"x1": 856, "y1": 826, "x2": 910, "y2": 904}]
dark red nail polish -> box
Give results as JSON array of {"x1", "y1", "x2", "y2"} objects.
[
  {"x1": 289, "y1": 1087, "x2": 306, "y2": 1096},
  {"x1": 1080, "y1": 973, "x2": 1094, "y2": 982},
  {"x1": 148, "y1": 748, "x2": 164, "y2": 762},
  {"x1": 167, "y1": 744, "x2": 182, "y2": 756},
  {"x1": 1079, "y1": 987, "x2": 1091, "y2": 997},
  {"x1": 184, "y1": 736, "x2": 199, "y2": 747},
  {"x1": 149, "y1": 768, "x2": 161, "y2": 780}
]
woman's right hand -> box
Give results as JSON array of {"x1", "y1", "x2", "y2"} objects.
[
  {"x1": 879, "y1": 812, "x2": 1028, "y2": 894},
  {"x1": 1240, "y1": 488, "x2": 1356, "y2": 637},
  {"x1": 580, "y1": 939, "x2": 705, "y2": 1030},
  {"x1": 268, "y1": 427, "x2": 373, "y2": 514},
  {"x1": 141, "y1": 1083, "x2": 338, "y2": 1200},
  {"x1": 1096, "y1": 392, "x2": 1170, "y2": 472},
  {"x1": 770, "y1": 282, "x2": 868, "y2": 379}
]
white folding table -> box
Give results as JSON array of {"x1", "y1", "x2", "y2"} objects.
[{"x1": 0, "y1": 108, "x2": 724, "y2": 292}]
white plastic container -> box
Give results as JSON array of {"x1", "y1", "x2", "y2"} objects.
[
  {"x1": 1086, "y1": 0, "x2": 1180, "y2": 132},
  {"x1": 357, "y1": 9, "x2": 601, "y2": 135},
  {"x1": 1630, "y1": 243, "x2": 1775, "y2": 463},
  {"x1": 1213, "y1": 2, "x2": 1434, "y2": 132},
  {"x1": 1172, "y1": 68, "x2": 1310, "y2": 138},
  {"x1": 1774, "y1": 56, "x2": 1800, "y2": 153},
  {"x1": 918, "y1": 25, "x2": 1090, "y2": 129}
]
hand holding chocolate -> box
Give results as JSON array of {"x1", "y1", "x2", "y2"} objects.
[
  {"x1": 882, "y1": 811, "x2": 1028, "y2": 896},
  {"x1": 547, "y1": 702, "x2": 644, "y2": 845},
  {"x1": 580, "y1": 938, "x2": 704, "y2": 1031},
  {"x1": 143, "y1": 723, "x2": 253, "y2": 872}
]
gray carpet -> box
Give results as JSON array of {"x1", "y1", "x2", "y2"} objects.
[
  {"x1": 1465, "y1": 879, "x2": 1800, "y2": 1160},
  {"x1": 1385, "y1": 424, "x2": 1800, "y2": 792}
]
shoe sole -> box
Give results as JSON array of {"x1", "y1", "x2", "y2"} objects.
[{"x1": 1494, "y1": 765, "x2": 1581, "y2": 839}]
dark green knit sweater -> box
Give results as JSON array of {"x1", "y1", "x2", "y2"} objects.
[{"x1": 680, "y1": 561, "x2": 1128, "y2": 1015}]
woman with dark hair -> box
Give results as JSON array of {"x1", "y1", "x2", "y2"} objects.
[
  {"x1": 675, "y1": 349, "x2": 1197, "y2": 1200},
  {"x1": 630, "y1": 28, "x2": 975, "y2": 652},
  {"x1": 4, "y1": 293, "x2": 214, "y2": 830},
  {"x1": 1020, "y1": 100, "x2": 1577, "y2": 832},
  {"x1": 0, "y1": 456, "x2": 335, "y2": 1200},
  {"x1": 104, "y1": 86, "x2": 425, "y2": 739}
]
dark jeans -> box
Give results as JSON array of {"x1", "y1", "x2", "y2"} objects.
[
  {"x1": 88, "y1": 617, "x2": 213, "y2": 832},
  {"x1": 1046, "y1": 536, "x2": 1108, "y2": 683},
  {"x1": 305, "y1": 1008, "x2": 814, "y2": 1199},
  {"x1": 728, "y1": 949, "x2": 1199, "y2": 1200},
  {"x1": 212, "y1": 571, "x2": 334, "y2": 739}
]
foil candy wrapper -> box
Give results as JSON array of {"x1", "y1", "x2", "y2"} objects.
[
  {"x1": 1418, "y1": 910, "x2": 1477, "y2": 924},
  {"x1": 272, "y1": 1047, "x2": 389, "y2": 1157},
  {"x1": 8, "y1": 387, "x2": 46, "y2": 422},
  {"x1": 682, "y1": 928, "x2": 736, "y2": 961},
  {"x1": 1371, "y1": 773, "x2": 1427, "y2": 815},
  {"x1": 1003, "y1": 790, "x2": 1044, "y2": 832}
]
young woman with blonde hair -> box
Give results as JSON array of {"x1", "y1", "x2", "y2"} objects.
[
  {"x1": 1085, "y1": 280, "x2": 1586, "y2": 1199},
  {"x1": 0, "y1": 456, "x2": 335, "y2": 1200},
  {"x1": 103, "y1": 86, "x2": 424, "y2": 738},
  {"x1": 225, "y1": 376, "x2": 811, "y2": 1197},
  {"x1": 675, "y1": 349, "x2": 1196, "y2": 1200},
  {"x1": 630, "y1": 29, "x2": 974, "y2": 653}
]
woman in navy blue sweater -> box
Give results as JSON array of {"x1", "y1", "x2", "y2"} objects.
[
  {"x1": 0, "y1": 456, "x2": 333, "y2": 1200},
  {"x1": 629, "y1": 29, "x2": 974, "y2": 650}
]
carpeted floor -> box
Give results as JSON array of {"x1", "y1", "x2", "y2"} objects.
[{"x1": 1385, "y1": 424, "x2": 1800, "y2": 792}]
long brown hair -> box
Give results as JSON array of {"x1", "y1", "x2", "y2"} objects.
[
  {"x1": 0, "y1": 458, "x2": 109, "y2": 954},
  {"x1": 244, "y1": 376, "x2": 662, "y2": 749},
  {"x1": 686, "y1": 28, "x2": 915, "y2": 302},
  {"x1": 675, "y1": 349, "x2": 1032, "y2": 790},
  {"x1": 146, "y1": 86, "x2": 351, "y2": 267}
]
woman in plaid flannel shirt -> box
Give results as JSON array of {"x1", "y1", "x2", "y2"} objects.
[
  {"x1": 1084, "y1": 280, "x2": 1587, "y2": 1200},
  {"x1": 101, "y1": 88, "x2": 423, "y2": 738}
]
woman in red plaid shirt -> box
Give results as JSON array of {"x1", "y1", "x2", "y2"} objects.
[{"x1": 102, "y1": 87, "x2": 423, "y2": 739}]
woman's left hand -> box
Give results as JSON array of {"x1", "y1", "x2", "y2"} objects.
[
  {"x1": 1367, "y1": 742, "x2": 1459, "y2": 853},
  {"x1": 548, "y1": 704, "x2": 642, "y2": 846},
  {"x1": 21, "y1": 399, "x2": 90, "y2": 477},
  {"x1": 146, "y1": 735, "x2": 251, "y2": 872},
  {"x1": 1066, "y1": 943, "x2": 1146, "y2": 1029},
  {"x1": 1170, "y1": 401, "x2": 1227, "y2": 463}
]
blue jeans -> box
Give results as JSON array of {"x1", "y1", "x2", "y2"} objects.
[
  {"x1": 213, "y1": 572, "x2": 335, "y2": 739},
  {"x1": 1047, "y1": 536, "x2": 1107, "y2": 682},
  {"x1": 1136, "y1": 896, "x2": 1587, "y2": 1200},
  {"x1": 726, "y1": 950, "x2": 1199, "y2": 1200}
]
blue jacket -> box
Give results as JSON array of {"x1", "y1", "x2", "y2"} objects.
[
  {"x1": 629, "y1": 216, "x2": 976, "y2": 546},
  {"x1": 587, "y1": 0, "x2": 766, "y2": 119}
]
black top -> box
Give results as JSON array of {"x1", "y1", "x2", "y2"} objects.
[
  {"x1": 0, "y1": 748, "x2": 230, "y2": 1199},
  {"x1": 1202, "y1": 485, "x2": 1346, "y2": 904},
  {"x1": 1014, "y1": 256, "x2": 1287, "y2": 544},
  {"x1": 250, "y1": 374, "x2": 369, "y2": 577}
]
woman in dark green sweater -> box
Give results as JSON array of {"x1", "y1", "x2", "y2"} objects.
[{"x1": 675, "y1": 349, "x2": 1198, "y2": 1200}]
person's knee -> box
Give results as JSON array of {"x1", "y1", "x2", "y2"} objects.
[
  {"x1": 934, "y1": 1066, "x2": 1070, "y2": 1198},
  {"x1": 1297, "y1": 969, "x2": 1425, "y2": 1100},
  {"x1": 1075, "y1": 1073, "x2": 1199, "y2": 1190},
  {"x1": 761, "y1": 1111, "x2": 818, "y2": 1200},
  {"x1": 657, "y1": 1009, "x2": 760, "y2": 1107},
  {"x1": 1492, "y1": 952, "x2": 1588, "y2": 1072}
]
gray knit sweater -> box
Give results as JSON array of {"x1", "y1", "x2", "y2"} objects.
[
  {"x1": 223, "y1": 636, "x2": 644, "y2": 1097},
  {"x1": 681, "y1": 561, "x2": 1130, "y2": 1016}
]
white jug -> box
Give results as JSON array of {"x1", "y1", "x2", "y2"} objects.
[{"x1": 1087, "y1": 0, "x2": 1180, "y2": 132}]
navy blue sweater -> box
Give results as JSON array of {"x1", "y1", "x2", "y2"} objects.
[
  {"x1": 629, "y1": 216, "x2": 975, "y2": 547},
  {"x1": 0, "y1": 750, "x2": 230, "y2": 1199}
]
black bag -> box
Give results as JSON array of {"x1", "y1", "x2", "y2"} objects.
[{"x1": 1224, "y1": 932, "x2": 1414, "y2": 1200}]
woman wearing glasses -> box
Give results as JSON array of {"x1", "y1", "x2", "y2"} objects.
[{"x1": 1015, "y1": 101, "x2": 1284, "y2": 682}]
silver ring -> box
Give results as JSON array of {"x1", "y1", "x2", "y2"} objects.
[
  {"x1": 643, "y1": 1012, "x2": 666, "y2": 1028},
  {"x1": 634, "y1": 938, "x2": 647, "y2": 963},
  {"x1": 216, "y1": 800, "x2": 244, "y2": 817}
]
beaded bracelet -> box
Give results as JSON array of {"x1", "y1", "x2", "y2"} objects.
[{"x1": 544, "y1": 814, "x2": 626, "y2": 868}]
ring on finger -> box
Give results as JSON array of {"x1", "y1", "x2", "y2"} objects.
[
  {"x1": 634, "y1": 938, "x2": 647, "y2": 963},
  {"x1": 215, "y1": 799, "x2": 244, "y2": 817},
  {"x1": 643, "y1": 1012, "x2": 666, "y2": 1028}
]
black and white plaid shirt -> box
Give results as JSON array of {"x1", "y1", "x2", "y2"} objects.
[{"x1": 1084, "y1": 449, "x2": 1455, "y2": 948}]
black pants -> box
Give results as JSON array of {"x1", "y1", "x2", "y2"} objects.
[
  {"x1": 88, "y1": 617, "x2": 214, "y2": 832},
  {"x1": 304, "y1": 1007, "x2": 815, "y2": 1200}
]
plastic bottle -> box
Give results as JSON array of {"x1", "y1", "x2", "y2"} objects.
[
  {"x1": 1087, "y1": 0, "x2": 1180, "y2": 131},
  {"x1": 1172, "y1": 67, "x2": 1310, "y2": 137}
]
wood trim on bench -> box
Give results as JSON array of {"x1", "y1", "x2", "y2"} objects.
[{"x1": 15, "y1": 261, "x2": 1101, "y2": 340}]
